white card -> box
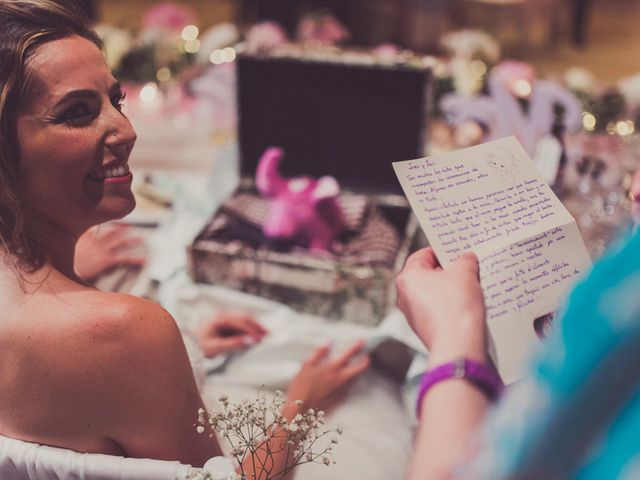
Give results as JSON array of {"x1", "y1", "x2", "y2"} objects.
[{"x1": 393, "y1": 137, "x2": 591, "y2": 383}]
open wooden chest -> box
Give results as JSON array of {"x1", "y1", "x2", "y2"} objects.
[{"x1": 188, "y1": 50, "x2": 430, "y2": 325}]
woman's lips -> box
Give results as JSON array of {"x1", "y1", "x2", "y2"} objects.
[{"x1": 104, "y1": 172, "x2": 133, "y2": 184}]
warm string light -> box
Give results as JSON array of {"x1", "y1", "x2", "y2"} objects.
[
  {"x1": 513, "y1": 79, "x2": 532, "y2": 98},
  {"x1": 181, "y1": 25, "x2": 199, "y2": 41},
  {"x1": 139, "y1": 82, "x2": 158, "y2": 103},
  {"x1": 604, "y1": 119, "x2": 635, "y2": 136},
  {"x1": 181, "y1": 25, "x2": 200, "y2": 53},
  {"x1": 210, "y1": 47, "x2": 237, "y2": 65},
  {"x1": 156, "y1": 67, "x2": 171, "y2": 82},
  {"x1": 615, "y1": 120, "x2": 635, "y2": 136},
  {"x1": 582, "y1": 112, "x2": 597, "y2": 131},
  {"x1": 184, "y1": 39, "x2": 200, "y2": 53}
]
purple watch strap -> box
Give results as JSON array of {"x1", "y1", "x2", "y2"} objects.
[{"x1": 416, "y1": 357, "x2": 504, "y2": 417}]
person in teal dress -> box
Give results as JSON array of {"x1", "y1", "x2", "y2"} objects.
[{"x1": 397, "y1": 167, "x2": 640, "y2": 479}]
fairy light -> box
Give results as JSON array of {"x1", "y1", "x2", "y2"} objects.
[
  {"x1": 221, "y1": 47, "x2": 237, "y2": 63},
  {"x1": 627, "y1": 120, "x2": 635, "y2": 135},
  {"x1": 184, "y1": 39, "x2": 200, "y2": 53},
  {"x1": 181, "y1": 25, "x2": 199, "y2": 41},
  {"x1": 513, "y1": 79, "x2": 532, "y2": 98},
  {"x1": 615, "y1": 120, "x2": 635, "y2": 136},
  {"x1": 156, "y1": 67, "x2": 171, "y2": 82},
  {"x1": 139, "y1": 82, "x2": 158, "y2": 103},
  {"x1": 210, "y1": 49, "x2": 224, "y2": 65},
  {"x1": 606, "y1": 122, "x2": 616, "y2": 135},
  {"x1": 582, "y1": 112, "x2": 597, "y2": 131}
]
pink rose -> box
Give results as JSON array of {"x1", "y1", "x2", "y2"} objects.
[
  {"x1": 245, "y1": 21, "x2": 288, "y2": 52},
  {"x1": 142, "y1": 2, "x2": 197, "y2": 32},
  {"x1": 296, "y1": 14, "x2": 350, "y2": 45}
]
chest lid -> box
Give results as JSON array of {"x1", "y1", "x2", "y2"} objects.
[{"x1": 236, "y1": 52, "x2": 430, "y2": 196}]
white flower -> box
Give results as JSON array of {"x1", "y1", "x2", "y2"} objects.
[
  {"x1": 619, "y1": 72, "x2": 640, "y2": 107},
  {"x1": 196, "y1": 23, "x2": 239, "y2": 64},
  {"x1": 199, "y1": 391, "x2": 342, "y2": 477},
  {"x1": 564, "y1": 67, "x2": 597, "y2": 93},
  {"x1": 94, "y1": 24, "x2": 132, "y2": 70},
  {"x1": 440, "y1": 29, "x2": 500, "y2": 63},
  {"x1": 202, "y1": 456, "x2": 238, "y2": 480},
  {"x1": 451, "y1": 58, "x2": 483, "y2": 96}
]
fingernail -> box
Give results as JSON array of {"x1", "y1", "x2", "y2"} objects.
[{"x1": 242, "y1": 336, "x2": 256, "y2": 346}]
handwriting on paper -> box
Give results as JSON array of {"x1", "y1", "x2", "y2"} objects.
[{"x1": 393, "y1": 137, "x2": 592, "y2": 383}]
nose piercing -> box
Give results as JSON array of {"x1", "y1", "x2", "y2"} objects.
[{"x1": 111, "y1": 130, "x2": 118, "y2": 137}]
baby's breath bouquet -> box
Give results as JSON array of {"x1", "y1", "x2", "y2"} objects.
[{"x1": 194, "y1": 390, "x2": 342, "y2": 480}]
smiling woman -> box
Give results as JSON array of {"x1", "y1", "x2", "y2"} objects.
[
  {"x1": 17, "y1": 36, "x2": 137, "y2": 262},
  {"x1": 0, "y1": 0, "x2": 370, "y2": 474},
  {"x1": 0, "y1": 1, "x2": 219, "y2": 463}
]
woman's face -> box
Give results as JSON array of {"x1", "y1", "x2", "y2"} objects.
[{"x1": 16, "y1": 35, "x2": 137, "y2": 237}]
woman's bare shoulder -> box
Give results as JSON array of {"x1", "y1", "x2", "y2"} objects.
[
  {"x1": 64, "y1": 290, "x2": 178, "y2": 340},
  {"x1": 0, "y1": 289, "x2": 200, "y2": 455},
  {"x1": 44, "y1": 290, "x2": 187, "y2": 379}
]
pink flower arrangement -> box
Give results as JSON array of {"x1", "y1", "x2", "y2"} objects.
[
  {"x1": 245, "y1": 21, "x2": 288, "y2": 53},
  {"x1": 142, "y1": 2, "x2": 197, "y2": 33},
  {"x1": 296, "y1": 13, "x2": 350, "y2": 45}
]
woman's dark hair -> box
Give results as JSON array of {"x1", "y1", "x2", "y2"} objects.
[{"x1": 0, "y1": 0, "x2": 101, "y2": 271}]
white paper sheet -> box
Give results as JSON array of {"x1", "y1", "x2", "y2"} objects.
[{"x1": 393, "y1": 137, "x2": 592, "y2": 383}]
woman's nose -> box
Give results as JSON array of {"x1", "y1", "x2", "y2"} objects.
[{"x1": 105, "y1": 113, "x2": 137, "y2": 150}]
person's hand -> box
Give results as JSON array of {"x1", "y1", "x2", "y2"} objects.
[
  {"x1": 286, "y1": 341, "x2": 370, "y2": 409},
  {"x1": 196, "y1": 312, "x2": 268, "y2": 358},
  {"x1": 396, "y1": 248, "x2": 487, "y2": 362},
  {"x1": 75, "y1": 225, "x2": 146, "y2": 282}
]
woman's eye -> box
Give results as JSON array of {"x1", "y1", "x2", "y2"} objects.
[
  {"x1": 111, "y1": 92, "x2": 127, "y2": 111},
  {"x1": 59, "y1": 103, "x2": 94, "y2": 125}
]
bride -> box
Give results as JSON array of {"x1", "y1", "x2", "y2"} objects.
[{"x1": 0, "y1": 0, "x2": 370, "y2": 472}]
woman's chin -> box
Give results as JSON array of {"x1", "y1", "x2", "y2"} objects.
[{"x1": 98, "y1": 195, "x2": 136, "y2": 223}]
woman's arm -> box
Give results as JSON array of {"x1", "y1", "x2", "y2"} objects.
[{"x1": 396, "y1": 249, "x2": 492, "y2": 479}]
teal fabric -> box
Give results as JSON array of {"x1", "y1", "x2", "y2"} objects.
[{"x1": 459, "y1": 230, "x2": 640, "y2": 479}]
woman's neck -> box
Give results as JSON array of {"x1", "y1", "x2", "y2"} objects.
[{"x1": 29, "y1": 212, "x2": 86, "y2": 284}]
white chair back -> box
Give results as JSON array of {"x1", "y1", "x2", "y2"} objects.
[{"x1": 0, "y1": 435, "x2": 195, "y2": 480}]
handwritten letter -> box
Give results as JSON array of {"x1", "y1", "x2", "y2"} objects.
[{"x1": 394, "y1": 137, "x2": 591, "y2": 383}]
